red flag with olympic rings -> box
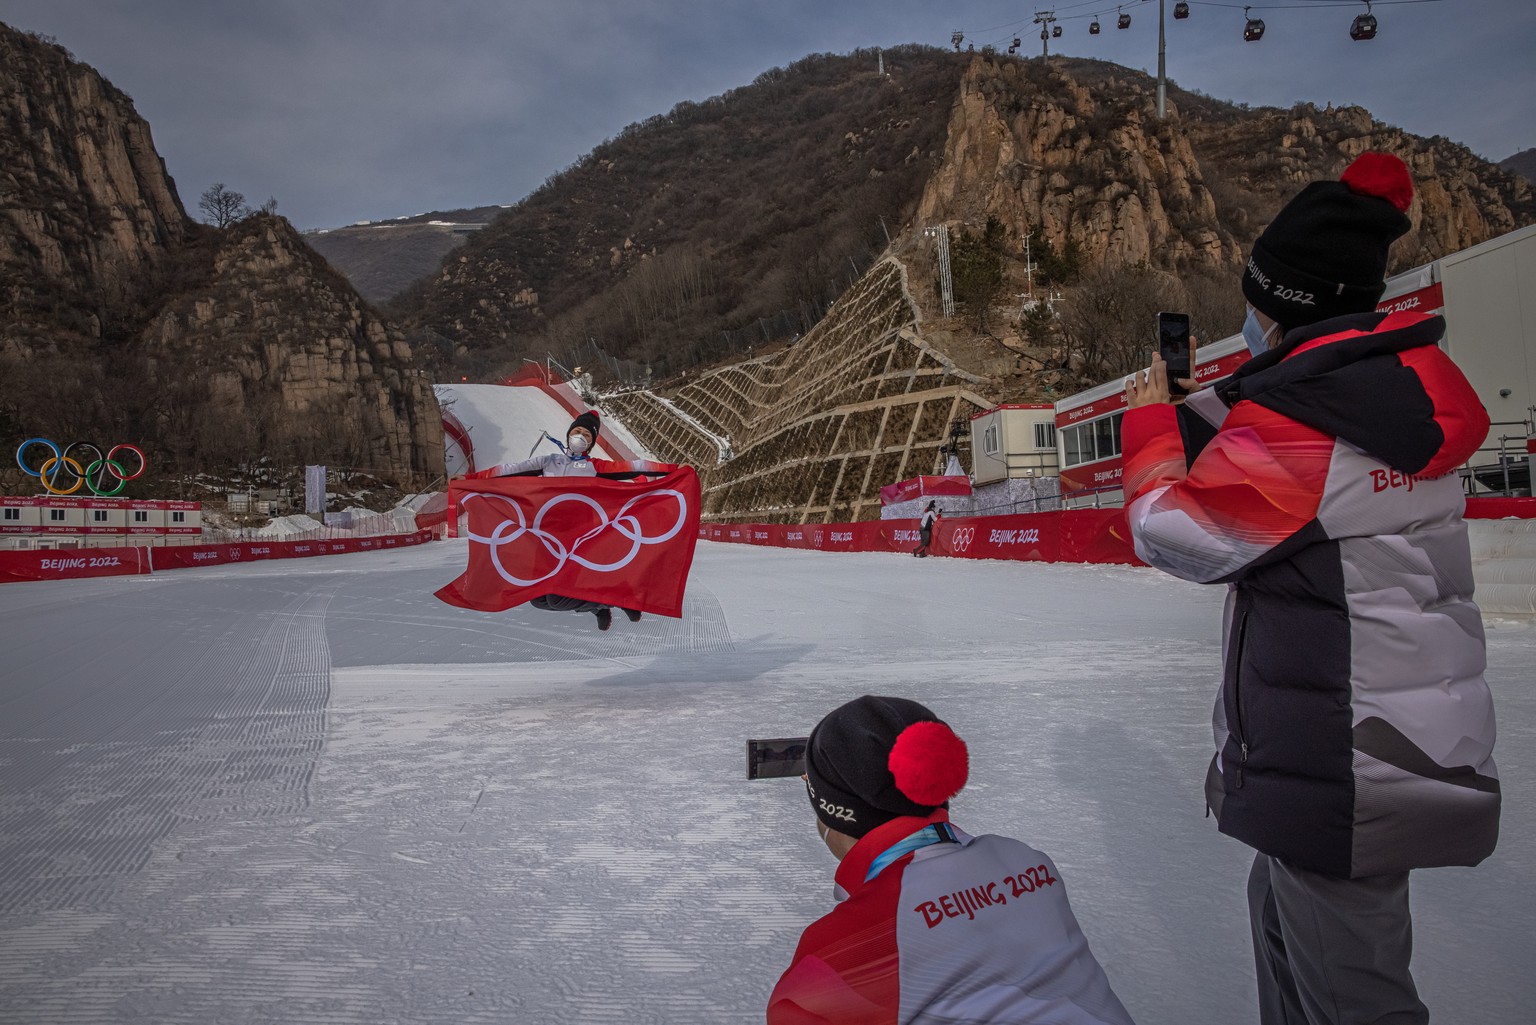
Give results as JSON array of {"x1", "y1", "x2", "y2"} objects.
[{"x1": 435, "y1": 467, "x2": 702, "y2": 617}]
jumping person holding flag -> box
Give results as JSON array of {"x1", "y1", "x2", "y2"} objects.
[{"x1": 439, "y1": 410, "x2": 701, "y2": 630}]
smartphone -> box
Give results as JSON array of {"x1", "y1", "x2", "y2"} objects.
[
  {"x1": 1157, "y1": 312, "x2": 1193, "y2": 397},
  {"x1": 747, "y1": 737, "x2": 809, "y2": 780}
]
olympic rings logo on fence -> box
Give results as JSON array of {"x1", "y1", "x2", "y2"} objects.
[
  {"x1": 465, "y1": 489, "x2": 689, "y2": 587},
  {"x1": 951, "y1": 526, "x2": 977, "y2": 553},
  {"x1": 16, "y1": 439, "x2": 148, "y2": 496}
]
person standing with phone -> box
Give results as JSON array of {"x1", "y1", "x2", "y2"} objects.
[
  {"x1": 768, "y1": 696, "x2": 1134, "y2": 1025},
  {"x1": 1121, "y1": 152, "x2": 1499, "y2": 1025}
]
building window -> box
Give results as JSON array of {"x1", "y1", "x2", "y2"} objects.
[
  {"x1": 1062, "y1": 424, "x2": 1087, "y2": 467},
  {"x1": 92, "y1": 510, "x2": 109, "y2": 522},
  {"x1": 983, "y1": 423, "x2": 1000, "y2": 456},
  {"x1": 172, "y1": 511, "x2": 186, "y2": 523},
  {"x1": 133, "y1": 511, "x2": 149, "y2": 523},
  {"x1": 1060, "y1": 413, "x2": 1124, "y2": 468},
  {"x1": 49, "y1": 509, "x2": 66, "y2": 522},
  {"x1": 2, "y1": 509, "x2": 18, "y2": 521},
  {"x1": 1034, "y1": 422, "x2": 1057, "y2": 451}
]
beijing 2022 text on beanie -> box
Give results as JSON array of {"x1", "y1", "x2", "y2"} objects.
[
  {"x1": 804, "y1": 695, "x2": 969, "y2": 839},
  {"x1": 1242, "y1": 151, "x2": 1414, "y2": 329},
  {"x1": 569, "y1": 409, "x2": 601, "y2": 443}
]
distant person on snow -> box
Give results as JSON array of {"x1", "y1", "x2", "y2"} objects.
[
  {"x1": 768, "y1": 695, "x2": 1134, "y2": 1025},
  {"x1": 914, "y1": 501, "x2": 940, "y2": 558},
  {"x1": 1123, "y1": 152, "x2": 1498, "y2": 1025},
  {"x1": 461, "y1": 410, "x2": 642, "y2": 632}
]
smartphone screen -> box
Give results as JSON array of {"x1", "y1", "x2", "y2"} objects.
[
  {"x1": 747, "y1": 737, "x2": 809, "y2": 780},
  {"x1": 1157, "y1": 312, "x2": 1193, "y2": 397}
]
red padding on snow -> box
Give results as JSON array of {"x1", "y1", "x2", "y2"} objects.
[
  {"x1": 0, "y1": 531, "x2": 434, "y2": 585},
  {"x1": 698, "y1": 511, "x2": 1141, "y2": 565},
  {"x1": 1464, "y1": 496, "x2": 1536, "y2": 519}
]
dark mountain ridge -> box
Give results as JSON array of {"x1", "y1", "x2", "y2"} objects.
[
  {"x1": 0, "y1": 22, "x2": 442, "y2": 488},
  {"x1": 389, "y1": 48, "x2": 1533, "y2": 387},
  {"x1": 392, "y1": 46, "x2": 967, "y2": 376}
]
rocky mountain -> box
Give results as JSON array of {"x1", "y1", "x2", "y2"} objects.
[
  {"x1": 1502, "y1": 147, "x2": 1536, "y2": 184},
  {"x1": 304, "y1": 204, "x2": 506, "y2": 305},
  {"x1": 393, "y1": 46, "x2": 966, "y2": 378},
  {"x1": 0, "y1": 23, "x2": 441, "y2": 487},
  {"x1": 0, "y1": 24, "x2": 186, "y2": 348},
  {"x1": 393, "y1": 51, "x2": 1533, "y2": 393},
  {"x1": 388, "y1": 51, "x2": 1533, "y2": 523},
  {"x1": 139, "y1": 214, "x2": 441, "y2": 474}
]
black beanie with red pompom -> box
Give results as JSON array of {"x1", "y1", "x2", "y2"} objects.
[
  {"x1": 1242, "y1": 151, "x2": 1414, "y2": 329},
  {"x1": 804, "y1": 695, "x2": 969, "y2": 838},
  {"x1": 569, "y1": 409, "x2": 601, "y2": 443}
]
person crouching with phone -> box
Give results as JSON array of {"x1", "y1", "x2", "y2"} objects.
[{"x1": 768, "y1": 695, "x2": 1134, "y2": 1025}]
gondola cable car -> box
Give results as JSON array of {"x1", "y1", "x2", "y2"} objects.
[
  {"x1": 1089, "y1": 18, "x2": 1101, "y2": 35},
  {"x1": 1052, "y1": 24, "x2": 1062, "y2": 38},
  {"x1": 1118, "y1": 8, "x2": 1132, "y2": 30},
  {"x1": 1174, "y1": 1, "x2": 1190, "y2": 19},
  {"x1": 1351, "y1": 2, "x2": 1379, "y2": 41},
  {"x1": 1243, "y1": 7, "x2": 1266, "y2": 42}
]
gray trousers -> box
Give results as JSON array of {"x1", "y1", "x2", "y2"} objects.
[
  {"x1": 530, "y1": 594, "x2": 608, "y2": 614},
  {"x1": 1248, "y1": 853, "x2": 1428, "y2": 1025}
]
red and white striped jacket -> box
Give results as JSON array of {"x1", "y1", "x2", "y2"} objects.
[
  {"x1": 768, "y1": 811, "x2": 1134, "y2": 1025},
  {"x1": 1123, "y1": 309, "x2": 1499, "y2": 879}
]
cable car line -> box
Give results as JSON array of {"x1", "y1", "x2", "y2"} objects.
[{"x1": 956, "y1": 0, "x2": 1439, "y2": 52}]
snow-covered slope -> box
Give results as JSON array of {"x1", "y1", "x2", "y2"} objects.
[
  {"x1": 1, "y1": 545, "x2": 1530, "y2": 1023},
  {"x1": 434, "y1": 381, "x2": 655, "y2": 476}
]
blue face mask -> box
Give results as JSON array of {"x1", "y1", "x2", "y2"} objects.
[{"x1": 1243, "y1": 308, "x2": 1279, "y2": 357}]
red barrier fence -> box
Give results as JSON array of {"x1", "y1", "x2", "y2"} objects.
[
  {"x1": 703, "y1": 496, "x2": 1536, "y2": 565},
  {"x1": 0, "y1": 530, "x2": 435, "y2": 585},
  {"x1": 699, "y1": 510, "x2": 1141, "y2": 566},
  {"x1": 1465, "y1": 496, "x2": 1536, "y2": 519}
]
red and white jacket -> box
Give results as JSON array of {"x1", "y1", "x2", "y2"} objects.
[
  {"x1": 1123, "y1": 309, "x2": 1499, "y2": 879},
  {"x1": 768, "y1": 811, "x2": 1134, "y2": 1025}
]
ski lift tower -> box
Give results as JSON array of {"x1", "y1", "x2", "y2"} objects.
[
  {"x1": 1033, "y1": 12, "x2": 1058, "y2": 58},
  {"x1": 1157, "y1": 0, "x2": 1168, "y2": 119}
]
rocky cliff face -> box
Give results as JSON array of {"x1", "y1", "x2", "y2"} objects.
[
  {"x1": 0, "y1": 22, "x2": 441, "y2": 483},
  {"x1": 918, "y1": 59, "x2": 1235, "y2": 271},
  {"x1": 1180, "y1": 94, "x2": 1534, "y2": 272},
  {"x1": 918, "y1": 57, "x2": 1533, "y2": 279},
  {"x1": 143, "y1": 216, "x2": 442, "y2": 475},
  {"x1": 0, "y1": 25, "x2": 187, "y2": 342}
]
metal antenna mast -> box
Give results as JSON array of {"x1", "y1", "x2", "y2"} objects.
[{"x1": 926, "y1": 226, "x2": 955, "y2": 317}]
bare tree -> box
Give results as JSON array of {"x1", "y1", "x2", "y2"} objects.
[
  {"x1": 198, "y1": 183, "x2": 250, "y2": 228},
  {"x1": 1057, "y1": 262, "x2": 1175, "y2": 386}
]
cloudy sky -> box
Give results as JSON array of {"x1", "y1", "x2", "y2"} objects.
[{"x1": 2, "y1": 0, "x2": 1529, "y2": 230}]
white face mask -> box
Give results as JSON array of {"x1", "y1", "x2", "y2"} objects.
[
  {"x1": 566, "y1": 432, "x2": 590, "y2": 455},
  {"x1": 1242, "y1": 307, "x2": 1281, "y2": 357}
]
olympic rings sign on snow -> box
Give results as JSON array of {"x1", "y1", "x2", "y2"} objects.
[
  {"x1": 15, "y1": 438, "x2": 148, "y2": 496},
  {"x1": 465, "y1": 489, "x2": 690, "y2": 587},
  {"x1": 950, "y1": 526, "x2": 977, "y2": 553}
]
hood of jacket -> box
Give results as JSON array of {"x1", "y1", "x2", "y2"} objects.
[{"x1": 1215, "y1": 310, "x2": 1488, "y2": 476}]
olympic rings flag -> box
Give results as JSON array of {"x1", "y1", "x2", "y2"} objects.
[
  {"x1": 16, "y1": 438, "x2": 147, "y2": 496},
  {"x1": 435, "y1": 466, "x2": 702, "y2": 617}
]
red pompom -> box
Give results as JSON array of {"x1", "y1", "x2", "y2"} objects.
[
  {"x1": 1341, "y1": 152, "x2": 1413, "y2": 212},
  {"x1": 888, "y1": 721, "x2": 969, "y2": 805}
]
